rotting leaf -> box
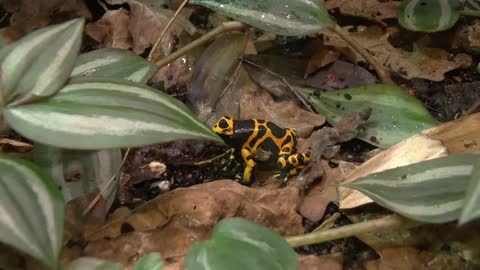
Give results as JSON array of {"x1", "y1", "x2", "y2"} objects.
[
  {"x1": 85, "y1": 9, "x2": 131, "y2": 50},
  {"x1": 326, "y1": 0, "x2": 399, "y2": 25},
  {"x1": 240, "y1": 89, "x2": 325, "y2": 137},
  {"x1": 81, "y1": 180, "x2": 303, "y2": 267},
  {"x1": 296, "y1": 84, "x2": 439, "y2": 148},
  {"x1": 320, "y1": 25, "x2": 463, "y2": 81},
  {"x1": 304, "y1": 60, "x2": 377, "y2": 89}
]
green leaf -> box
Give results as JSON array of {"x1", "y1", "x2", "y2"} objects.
[
  {"x1": 342, "y1": 154, "x2": 480, "y2": 223},
  {"x1": 133, "y1": 253, "x2": 164, "y2": 270},
  {"x1": 189, "y1": 0, "x2": 334, "y2": 36},
  {"x1": 398, "y1": 0, "x2": 462, "y2": 32},
  {"x1": 459, "y1": 159, "x2": 480, "y2": 225},
  {"x1": 3, "y1": 77, "x2": 221, "y2": 149},
  {"x1": 0, "y1": 155, "x2": 64, "y2": 269},
  {"x1": 64, "y1": 257, "x2": 122, "y2": 270},
  {"x1": 0, "y1": 18, "x2": 84, "y2": 105},
  {"x1": 71, "y1": 48, "x2": 156, "y2": 83},
  {"x1": 296, "y1": 84, "x2": 439, "y2": 148},
  {"x1": 33, "y1": 144, "x2": 121, "y2": 209},
  {"x1": 185, "y1": 218, "x2": 297, "y2": 270}
]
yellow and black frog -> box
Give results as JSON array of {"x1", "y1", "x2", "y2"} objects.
[{"x1": 212, "y1": 116, "x2": 311, "y2": 183}]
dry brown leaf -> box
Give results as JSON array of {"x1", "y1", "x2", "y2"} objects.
[
  {"x1": 340, "y1": 113, "x2": 480, "y2": 210},
  {"x1": 80, "y1": 180, "x2": 303, "y2": 267},
  {"x1": 304, "y1": 48, "x2": 340, "y2": 77},
  {"x1": 240, "y1": 89, "x2": 326, "y2": 136},
  {"x1": 452, "y1": 19, "x2": 480, "y2": 52},
  {"x1": 298, "y1": 253, "x2": 344, "y2": 270},
  {"x1": 304, "y1": 60, "x2": 377, "y2": 89},
  {"x1": 321, "y1": 26, "x2": 462, "y2": 81},
  {"x1": 85, "y1": 9, "x2": 131, "y2": 50},
  {"x1": 299, "y1": 160, "x2": 356, "y2": 222},
  {"x1": 326, "y1": 0, "x2": 399, "y2": 25}
]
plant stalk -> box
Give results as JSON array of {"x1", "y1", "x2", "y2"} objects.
[
  {"x1": 329, "y1": 24, "x2": 394, "y2": 85},
  {"x1": 155, "y1": 21, "x2": 249, "y2": 69},
  {"x1": 460, "y1": 8, "x2": 480, "y2": 17},
  {"x1": 286, "y1": 214, "x2": 420, "y2": 248}
]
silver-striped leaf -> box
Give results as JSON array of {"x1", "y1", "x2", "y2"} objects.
[
  {"x1": 71, "y1": 48, "x2": 156, "y2": 83},
  {"x1": 3, "y1": 77, "x2": 222, "y2": 149},
  {"x1": 64, "y1": 257, "x2": 122, "y2": 270},
  {"x1": 295, "y1": 84, "x2": 439, "y2": 148},
  {"x1": 189, "y1": 0, "x2": 334, "y2": 36},
  {"x1": 33, "y1": 144, "x2": 121, "y2": 208},
  {"x1": 0, "y1": 155, "x2": 64, "y2": 269},
  {"x1": 341, "y1": 154, "x2": 480, "y2": 223},
  {"x1": 459, "y1": 159, "x2": 480, "y2": 225},
  {"x1": 0, "y1": 18, "x2": 84, "y2": 105},
  {"x1": 133, "y1": 253, "x2": 164, "y2": 270},
  {"x1": 185, "y1": 218, "x2": 297, "y2": 270},
  {"x1": 398, "y1": 0, "x2": 462, "y2": 32}
]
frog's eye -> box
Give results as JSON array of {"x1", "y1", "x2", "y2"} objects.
[{"x1": 218, "y1": 119, "x2": 229, "y2": 129}]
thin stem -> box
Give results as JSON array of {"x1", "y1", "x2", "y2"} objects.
[
  {"x1": 467, "y1": 0, "x2": 480, "y2": 11},
  {"x1": 460, "y1": 8, "x2": 480, "y2": 17},
  {"x1": 329, "y1": 24, "x2": 394, "y2": 85},
  {"x1": 286, "y1": 214, "x2": 420, "y2": 248},
  {"x1": 155, "y1": 21, "x2": 249, "y2": 69},
  {"x1": 82, "y1": 148, "x2": 131, "y2": 216},
  {"x1": 148, "y1": 0, "x2": 189, "y2": 62}
]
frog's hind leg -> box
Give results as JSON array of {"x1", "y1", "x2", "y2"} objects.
[{"x1": 241, "y1": 148, "x2": 256, "y2": 184}]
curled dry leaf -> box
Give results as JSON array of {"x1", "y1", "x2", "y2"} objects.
[
  {"x1": 85, "y1": 9, "x2": 131, "y2": 50},
  {"x1": 321, "y1": 26, "x2": 462, "y2": 81},
  {"x1": 340, "y1": 113, "x2": 480, "y2": 210},
  {"x1": 326, "y1": 0, "x2": 400, "y2": 25},
  {"x1": 81, "y1": 180, "x2": 303, "y2": 267},
  {"x1": 240, "y1": 89, "x2": 326, "y2": 137}
]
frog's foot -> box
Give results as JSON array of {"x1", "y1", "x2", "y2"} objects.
[
  {"x1": 241, "y1": 148, "x2": 256, "y2": 184},
  {"x1": 272, "y1": 172, "x2": 289, "y2": 182}
]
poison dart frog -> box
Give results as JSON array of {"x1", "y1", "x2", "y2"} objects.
[{"x1": 212, "y1": 116, "x2": 311, "y2": 183}]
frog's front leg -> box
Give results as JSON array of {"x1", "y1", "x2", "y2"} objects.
[{"x1": 241, "y1": 148, "x2": 256, "y2": 183}]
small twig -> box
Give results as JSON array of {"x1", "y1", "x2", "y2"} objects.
[
  {"x1": 329, "y1": 24, "x2": 394, "y2": 85},
  {"x1": 82, "y1": 148, "x2": 131, "y2": 216},
  {"x1": 467, "y1": 0, "x2": 480, "y2": 10},
  {"x1": 242, "y1": 58, "x2": 315, "y2": 113},
  {"x1": 155, "y1": 21, "x2": 249, "y2": 69},
  {"x1": 460, "y1": 8, "x2": 480, "y2": 17},
  {"x1": 286, "y1": 214, "x2": 420, "y2": 247},
  {"x1": 96, "y1": 0, "x2": 108, "y2": 11},
  {"x1": 312, "y1": 212, "x2": 341, "y2": 232},
  {"x1": 194, "y1": 148, "x2": 234, "y2": 165},
  {"x1": 148, "y1": 0, "x2": 189, "y2": 62}
]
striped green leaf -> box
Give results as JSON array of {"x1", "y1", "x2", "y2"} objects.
[
  {"x1": 33, "y1": 144, "x2": 121, "y2": 209},
  {"x1": 71, "y1": 48, "x2": 156, "y2": 83},
  {"x1": 185, "y1": 218, "x2": 297, "y2": 270},
  {"x1": 0, "y1": 18, "x2": 84, "y2": 105},
  {"x1": 398, "y1": 0, "x2": 462, "y2": 32},
  {"x1": 459, "y1": 159, "x2": 480, "y2": 225},
  {"x1": 342, "y1": 154, "x2": 480, "y2": 223},
  {"x1": 0, "y1": 155, "x2": 64, "y2": 269},
  {"x1": 295, "y1": 84, "x2": 439, "y2": 148},
  {"x1": 64, "y1": 257, "x2": 122, "y2": 270},
  {"x1": 3, "y1": 77, "x2": 222, "y2": 149},
  {"x1": 133, "y1": 253, "x2": 164, "y2": 270},
  {"x1": 189, "y1": 0, "x2": 334, "y2": 36}
]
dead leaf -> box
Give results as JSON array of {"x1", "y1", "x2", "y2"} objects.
[
  {"x1": 239, "y1": 89, "x2": 326, "y2": 135},
  {"x1": 304, "y1": 60, "x2": 377, "y2": 89},
  {"x1": 452, "y1": 19, "x2": 480, "y2": 52},
  {"x1": 80, "y1": 180, "x2": 303, "y2": 267},
  {"x1": 326, "y1": 0, "x2": 399, "y2": 25},
  {"x1": 304, "y1": 48, "x2": 340, "y2": 77},
  {"x1": 298, "y1": 253, "x2": 344, "y2": 270},
  {"x1": 340, "y1": 113, "x2": 480, "y2": 210},
  {"x1": 0, "y1": 138, "x2": 32, "y2": 151},
  {"x1": 85, "y1": 9, "x2": 131, "y2": 50},
  {"x1": 299, "y1": 160, "x2": 356, "y2": 222},
  {"x1": 321, "y1": 26, "x2": 462, "y2": 81}
]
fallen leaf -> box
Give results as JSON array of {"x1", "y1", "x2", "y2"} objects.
[
  {"x1": 452, "y1": 19, "x2": 480, "y2": 52},
  {"x1": 299, "y1": 160, "x2": 356, "y2": 222},
  {"x1": 80, "y1": 180, "x2": 303, "y2": 267},
  {"x1": 85, "y1": 9, "x2": 131, "y2": 50},
  {"x1": 304, "y1": 60, "x2": 377, "y2": 89},
  {"x1": 326, "y1": 0, "x2": 399, "y2": 25},
  {"x1": 239, "y1": 89, "x2": 326, "y2": 136},
  {"x1": 304, "y1": 48, "x2": 340, "y2": 77},
  {"x1": 298, "y1": 253, "x2": 344, "y2": 270},
  {"x1": 340, "y1": 112, "x2": 480, "y2": 210},
  {"x1": 321, "y1": 26, "x2": 462, "y2": 81}
]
